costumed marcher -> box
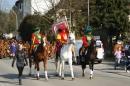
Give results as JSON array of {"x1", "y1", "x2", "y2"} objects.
[
  {"x1": 80, "y1": 26, "x2": 95, "y2": 61},
  {"x1": 56, "y1": 25, "x2": 76, "y2": 63},
  {"x1": 56, "y1": 25, "x2": 68, "y2": 45},
  {"x1": 55, "y1": 34, "x2": 62, "y2": 62},
  {"x1": 12, "y1": 44, "x2": 28, "y2": 85},
  {"x1": 9, "y1": 40, "x2": 18, "y2": 59},
  {"x1": 30, "y1": 27, "x2": 42, "y2": 60}
]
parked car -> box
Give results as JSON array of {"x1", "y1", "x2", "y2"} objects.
[
  {"x1": 74, "y1": 39, "x2": 104, "y2": 65},
  {"x1": 95, "y1": 39, "x2": 104, "y2": 63}
]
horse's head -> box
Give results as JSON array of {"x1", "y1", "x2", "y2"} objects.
[
  {"x1": 41, "y1": 34, "x2": 47, "y2": 47},
  {"x1": 88, "y1": 40, "x2": 96, "y2": 51},
  {"x1": 67, "y1": 31, "x2": 75, "y2": 45}
]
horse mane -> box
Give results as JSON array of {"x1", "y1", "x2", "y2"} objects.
[
  {"x1": 41, "y1": 34, "x2": 47, "y2": 43},
  {"x1": 87, "y1": 40, "x2": 96, "y2": 53}
]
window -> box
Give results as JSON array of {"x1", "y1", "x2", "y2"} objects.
[{"x1": 96, "y1": 42, "x2": 101, "y2": 48}]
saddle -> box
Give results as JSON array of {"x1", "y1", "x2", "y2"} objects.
[
  {"x1": 30, "y1": 44, "x2": 39, "y2": 60},
  {"x1": 81, "y1": 47, "x2": 98, "y2": 61}
]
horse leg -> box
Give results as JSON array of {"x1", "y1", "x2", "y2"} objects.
[
  {"x1": 89, "y1": 61, "x2": 94, "y2": 79},
  {"x1": 34, "y1": 64, "x2": 37, "y2": 78},
  {"x1": 55, "y1": 60, "x2": 59, "y2": 76},
  {"x1": 61, "y1": 60, "x2": 65, "y2": 80},
  {"x1": 36, "y1": 62, "x2": 40, "y2": 80},
  {"x1": 55, "y1": 54, "x2": 59, "y2": 76},
  {"x1": 43, "y1": 59, "x2": 48, "y2": 80},
  {"x1": 28, "y1": 59, "x2": 32, "y2": 76},
  {"x1": 68, "y1": 59, "x2": 74, "y2": 80},
  {"x1": 82, "y1": 61, "x2": 86, "y2": 77},
  {"x1": 59, "y1": 60, "x2": 62, "y2": 77}
]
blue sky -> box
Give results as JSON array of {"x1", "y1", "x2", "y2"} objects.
[{"x1": 6, "y1": 0, "x2": 17, "y2": 8}]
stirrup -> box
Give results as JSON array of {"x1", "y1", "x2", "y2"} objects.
[
  {"x1": 30, "y1": 56, "x2": 34, "y2": 60},
  {"x1": 82, "y1": 57, "x2": 85, "y2": 61}
]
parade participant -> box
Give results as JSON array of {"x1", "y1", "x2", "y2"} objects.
[
  {"x1": 81, "y1": 26, "x2": 95, "y2": 61},
  {"x1": 12, "y1": 44, "x2": 28, "y2": 85},
  {"x1": 9, "y1": 40, "x2": 18, "y2": 59},
  {"x1": 55, "y1": 34, "x2": 62, "y2": 62},
  {"x1": 56, "y1": 25, "x2": 76, "y2": 63},
  {"x1": 30, "y1": 27, "x2": 42, "y2": 59},
  {"x1": 56, "y1": 25, "x2": 68, "y2": 46}
]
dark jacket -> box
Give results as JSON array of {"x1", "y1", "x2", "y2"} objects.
[{"x1": 12, "y1": 50, "x2": 28, "y2": 67}]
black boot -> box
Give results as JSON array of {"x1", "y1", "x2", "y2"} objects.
[
  {"x1": 19, "y1": 77, "x2": 22, "y2": 85},
  {"x1": 82, "y1": 56, "x2": 85, "y2": 61},
  {"x1": 81, "y1": 52, "x2": 85, "y2": 61}
]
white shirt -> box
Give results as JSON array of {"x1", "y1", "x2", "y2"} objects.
[{"x1": 114, "y1": 50, "x2": 122, "y2": 58}]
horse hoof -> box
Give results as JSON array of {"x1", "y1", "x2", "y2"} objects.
[
  {"x1": 61, "y1": 78, "x2": 64, "y2": 80},
  {"x1": 28, "y1": 74, "x2": 31, "y2": 76},
  {"x1": 45, "y1": 78, "x2": 48, "y2": 81},
  {"x1": 90, "y1": 77, "x2": 93, "y2": 79},
  {"x1": 37, "y1": 76, "x2": 40, "y2": 80},
  {"x1": 82, "y1": 74, "x2": 85, "y2": 77},
  {"x1": 55, "y1": 74, "x2": 58, "y2": 76},
  {"x1": 72, "y1": 78, "x2": 75, "y2": 80}
]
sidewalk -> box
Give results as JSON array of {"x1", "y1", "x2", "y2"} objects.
[{"x1": 100, "y1": 60, "x2": 130, "y2": 77}]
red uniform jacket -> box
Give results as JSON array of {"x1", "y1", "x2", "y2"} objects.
[
  {"x1": 59, "y1": 32, "x2": 68, "y2": 44},
  {"x1": 82, "y1": 34, "x2": 95, "y2": 47},
  {"x1": 31, "y1": 33, "x2": 41, "y2": 44}
]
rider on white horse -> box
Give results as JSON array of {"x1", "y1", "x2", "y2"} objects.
[{"x1": 56, "y1": 25, "x2": 76, "y2": 62}]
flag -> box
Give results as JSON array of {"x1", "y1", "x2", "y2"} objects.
[{"x1": 51, "y1": 17, "x2": 68, "y2": 35}]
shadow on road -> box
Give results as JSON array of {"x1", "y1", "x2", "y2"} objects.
[
  {"x1": 0, "y1": 80, "x2": 19, "y2": 85},
  {"x1": 0, "y1": 74, "x2": 18, "y2": 79},
  {"x1": 0, "y1": 73, "x2": 31, "y2": 85},
  {"x1": 0, "y1": 74, "x2": 18, "y2": 85}
]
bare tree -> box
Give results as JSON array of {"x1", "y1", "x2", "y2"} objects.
[{"x1": 0, "y1": 0, "x2": 11, "y2": 11}]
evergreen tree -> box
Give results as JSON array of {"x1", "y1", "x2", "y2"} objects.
[{"x1": 90, "y1": 0, "x2": 130, "y2": 39}]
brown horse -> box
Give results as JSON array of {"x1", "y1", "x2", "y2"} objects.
[
  {"x1": 28, "y1": 35, "x2": 50, "y2": 80},
  {"x1": 48, "y1": 42, "x2": 56, "y2": 60},
  {"x1": 23, "y1": 41, "x2": 30, "y2": 58}
]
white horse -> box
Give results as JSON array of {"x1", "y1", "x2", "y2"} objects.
[{"x1": 58, "y1": 31, "x2": 75, "y2": 80}]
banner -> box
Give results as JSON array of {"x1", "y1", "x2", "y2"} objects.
[{"x1": 51, "y1": 19, "x2": 68, "y2": 35}]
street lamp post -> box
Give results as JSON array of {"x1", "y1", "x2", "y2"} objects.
[
  {"x1": 6, "y1": 8, "x2": 18, "y2": 39},
  {"x1": 88, "y1": 0, "x2": 89, "y2": 26}
]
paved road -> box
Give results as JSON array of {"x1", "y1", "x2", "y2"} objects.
[{"x1": 0, "y1": 58, "x2": 130, "y2": 86}]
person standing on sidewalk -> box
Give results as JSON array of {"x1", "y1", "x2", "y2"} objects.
[
  {"x1": 12, "y1": 44, "x2": 28, "y2": 85},
  {"x1": 114, "y1": 47, "x2": 122, "y2": 70},
  {"x1": 9, "y1": 40, "x2": 18, "y2": 59}
]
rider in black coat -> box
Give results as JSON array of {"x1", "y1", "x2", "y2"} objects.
[{"x1": 12, "y1": 44, "x2": 28, "y2": 85}]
